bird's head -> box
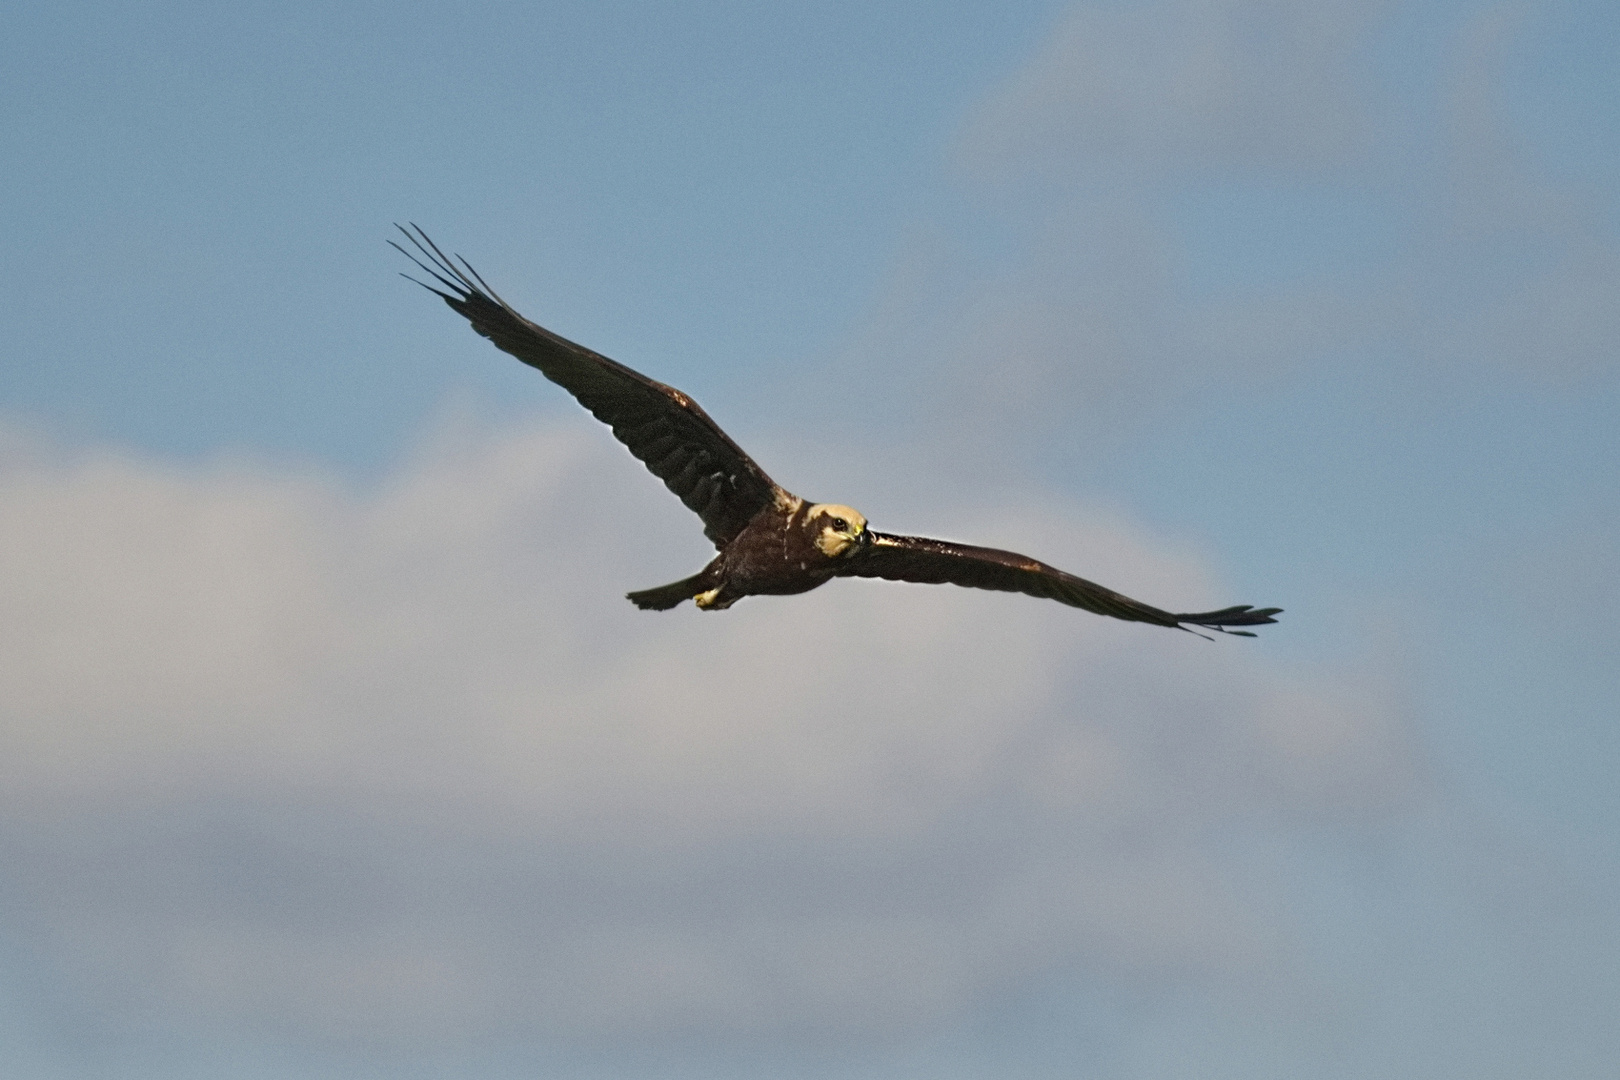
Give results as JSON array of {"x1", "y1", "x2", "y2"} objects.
[{"x1": 805, "y1": 503, "x2": 869, "y2": 558}]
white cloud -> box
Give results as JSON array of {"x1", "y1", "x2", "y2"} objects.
[{"x1": 0, "y1": 420, "x2": 1413, "y2": 1052}]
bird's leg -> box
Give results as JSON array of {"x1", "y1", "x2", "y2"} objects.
[{"x1": 693, "y1": 586, "x2": 741, "y2": 610}]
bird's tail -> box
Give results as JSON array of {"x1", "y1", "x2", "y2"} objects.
[{"x1": 626, "y1": 573, "x2": 709, "y2": 611}]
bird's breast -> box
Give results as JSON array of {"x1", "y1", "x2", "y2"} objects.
[{"x1": 719, "y1": 508, "x2": 834, "y2": 595}]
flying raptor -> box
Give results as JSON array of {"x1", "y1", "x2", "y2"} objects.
[{"x1": 394, "y1": 226, "x2": 1280, "y2": 637}]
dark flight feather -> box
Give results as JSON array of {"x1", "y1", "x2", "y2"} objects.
[
  {"x1": 392, "y1": 224, "x2": 781, "y2": 547},
  {"x1": 842, "y1": 533, "x2": 1282, "y2": 636}
]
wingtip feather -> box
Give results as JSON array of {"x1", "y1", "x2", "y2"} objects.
[{"x1": 1173, "y1": 604, "x2": 1283, "y2": 635}]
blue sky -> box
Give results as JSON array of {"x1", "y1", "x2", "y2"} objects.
[{"x1": 2, "y1": 1, "x2": 1617, "y2": 1077}]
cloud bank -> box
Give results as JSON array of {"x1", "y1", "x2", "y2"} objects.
[{"x1": 0, "y1": 420, "x2": 1411, "y2": 1056}]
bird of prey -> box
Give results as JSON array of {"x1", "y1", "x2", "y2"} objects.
[{"x1": 394, "y1": 226, "x2": 1280, "y2": 637}]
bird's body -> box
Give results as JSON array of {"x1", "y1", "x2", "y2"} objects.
[
  {"x1": 395, "y1": 226, "x2": 1280, "y2": 637},
  {"x1": 626, "y1": 495, "x2": 863, "y2": 611}
]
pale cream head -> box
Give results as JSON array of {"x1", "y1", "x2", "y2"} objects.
[{"x1": 806, "y1": 503, "x2": 868, "y2": 558}]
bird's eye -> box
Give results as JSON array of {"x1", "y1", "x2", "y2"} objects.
[{"x1": 831, "y1": 517, "x2": 848, "y2": 532}]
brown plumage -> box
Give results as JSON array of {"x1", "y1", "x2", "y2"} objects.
[{"x1": 394, "y1": 226, "x2": 1281, "y2": 637}]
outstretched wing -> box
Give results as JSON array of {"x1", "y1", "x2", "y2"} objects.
[
  {"x1": 840, "y1": 532, "x2": 1281, "y2": 636},
  {"x1": 394, "y1": 225, "x2": 783, "y2": 548}
]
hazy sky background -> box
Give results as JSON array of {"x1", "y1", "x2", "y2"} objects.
[{"x1": 2, "y1": 1, "x2": 1617, "y2": 1077}]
